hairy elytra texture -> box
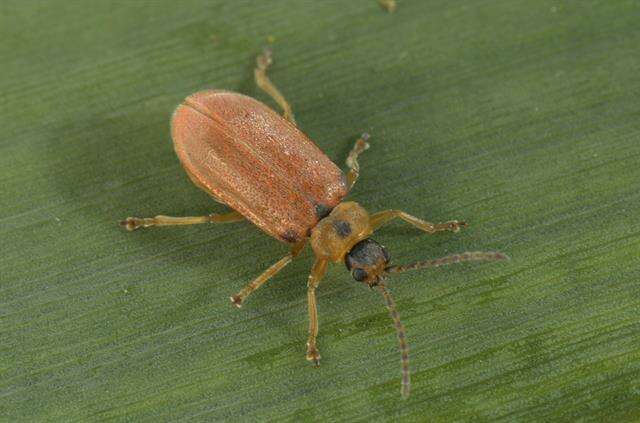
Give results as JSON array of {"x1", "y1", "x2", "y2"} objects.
[{"x1": 172, "y1": 90, "x2": 348, "y2": 243}]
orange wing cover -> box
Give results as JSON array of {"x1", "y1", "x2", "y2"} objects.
[{"x1": 172, "y1": 90, "x2": 348, "y2": 243}]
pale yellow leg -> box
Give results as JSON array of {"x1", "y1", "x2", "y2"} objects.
[
  {"x1": 306, "y1": 258, "x2": 328, "y2": 366},
  {"x1": 346, "y1": 133, "x2": 370, "y2": 191},
  {"x1": 230, "y1": 241, "x2": 306, "y2": 307},
  {"x1": 120, "y1": 210, "x2": 244, "y2": 231},
  {"x1": 369, "y1": 210, "x2": 467, "y2": 233},
  {"x1": 254, "y1": 47, "x2": 295, "y2": 125}
]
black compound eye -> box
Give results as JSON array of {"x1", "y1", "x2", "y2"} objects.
[{"x1": 352, "y1": 268, "x2": 368, "y2": 282}]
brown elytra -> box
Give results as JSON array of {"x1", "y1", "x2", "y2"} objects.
[{"x1": 172, "y1": 90, "x2": 348, "y2": 244}]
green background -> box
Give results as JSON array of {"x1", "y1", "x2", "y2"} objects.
[{"x1": 2, "y1": 0, "x2": 639, "y2": 421}]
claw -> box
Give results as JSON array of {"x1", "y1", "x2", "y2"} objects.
[
  {"x1": 449, "y1": 220, "x2": 467, "y2": 232},
  {"x1": 256, "y1": 47, "x2": 273, "y2": 70},
  {"x1": 119, "y1": 217, "x2": 143, "y2": 231},
  {"x1": 306, "y1": 345, "x2": 321, "y2": 367},
  {"x1": 358, "y1": 133, "x2": 371, "y2": 150},
  {"x1": 230, "y1": 295, "x2": 243, "y2": 308}
]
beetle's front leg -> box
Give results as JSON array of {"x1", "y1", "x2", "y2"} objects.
[
  {"x1": 369, "y1": 210, "x2": 467, "y2": 234},
  {"x1": 306, "y1": 258, "x2": 328, "y2": 366}
]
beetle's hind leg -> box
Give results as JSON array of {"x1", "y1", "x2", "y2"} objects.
[
  {"x1": 230, "y1": 241, "x2": 306, "y2": 307},
  {"x1": 346, "y1": 133, "x2": 370, "y2": 191},
  {"x1": 120, "y1": 210, "x2": 243, "y2": 231},
  {"x1": 254, "y1": 47, "x2": 296, "y2": 125}
]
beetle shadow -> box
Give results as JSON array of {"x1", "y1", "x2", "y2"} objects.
[
  {"x1": 237, "y1": 52, "x2": 260, "y2": 99},
  {"x1": 40, "y1": 103, "x2": 258, "y2": 269},
  {"x1": 38, "y1": 103, "x2": 316, "y2": 321}
]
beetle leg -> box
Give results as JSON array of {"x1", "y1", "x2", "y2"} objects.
[
  {"x1": 346, "y1": 133, "x2": 370, "y2": 191},
  {"x1": 230, "y1": 241, "x2": 306, "y2": 307},
  {"x1": 254, "y1": 47, "x2": 296, "y2": 125},
  {"x1": 120, "y1": 210, "x2": 243, "y2": 231},
  {"x1": 369, "y1": 210, "x2": 467, "y2": 234},
  {"x1": 305, "y1": 258, "x2": 328, "y2": 366}
]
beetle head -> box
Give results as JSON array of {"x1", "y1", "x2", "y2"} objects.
[{"x1": 345, "y1": 238, "x2": 390, "y2": 286}]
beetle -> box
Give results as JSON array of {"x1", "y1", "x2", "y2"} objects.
[{"x1": 120, "y1": 48, "x2": 507, "y2": 397}]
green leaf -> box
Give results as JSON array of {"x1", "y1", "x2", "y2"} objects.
[{"x1": 2, "y1": 0, "x2": 639, "y2": 421}]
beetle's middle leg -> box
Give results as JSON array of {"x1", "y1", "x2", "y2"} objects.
[
  {"x1": 370, "y1": 210, "x2": 467, "y2": 234},
  {"x1": 346, "y1": 133, "x2": 370, "y2": 191},
  {"x1": 230, "y1": 241, "x2": 306, "y2": 307},
  {"x1": 120, "y1": 210, "x2": 244, "y2": 231},
  {"x1": 254, "y1": 47, "x2": 296, "y2": 125}
]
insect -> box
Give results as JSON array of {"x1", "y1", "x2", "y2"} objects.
[{"x1": 120, "y1": 48, "x2": 507, "y2": 397}]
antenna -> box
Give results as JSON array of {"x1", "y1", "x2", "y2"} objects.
[
  {"x1": 378, "y1": 283, "x2": 410, "y2": 398},
  {"x1": 386, "y1": 251, "x2": 508, "y2": 274}
]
